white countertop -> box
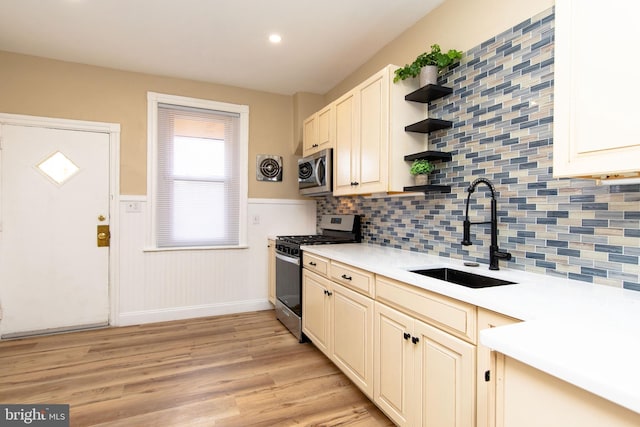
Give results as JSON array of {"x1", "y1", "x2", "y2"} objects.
[{"x1": 302, "y1": 243, "x2": 640, "y2": 414}]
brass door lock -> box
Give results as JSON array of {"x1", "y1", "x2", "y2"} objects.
[{"x1": 97, "y1": 225, "x2": 110, "y2": 247}]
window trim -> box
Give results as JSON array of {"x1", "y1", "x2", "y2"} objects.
[{"x1": 146, "y1": 92, "x2": 249, "y2": 250}]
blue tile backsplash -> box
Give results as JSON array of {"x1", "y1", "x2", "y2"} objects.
[{"x1": 317, "y1": 7, "x2": 640, "y2": 290}]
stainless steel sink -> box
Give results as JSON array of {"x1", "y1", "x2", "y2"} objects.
[{"x1": 409, "y1": 267, "x2": 515, "y2": 289}]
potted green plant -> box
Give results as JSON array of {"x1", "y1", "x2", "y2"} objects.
[
  {"x1": 393, "y1": 44, "x2": 463, "y2": 86},
  {"x1": 409, "y1": 159, "x2": 434, "y2": 185}
]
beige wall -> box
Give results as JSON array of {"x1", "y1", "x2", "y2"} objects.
[
  {"x1": 0, "y1": 50, "x2": 298, "y2": 198},
  {"x1": 325, "y1": 0, "x2": 554, "y2": 102},
  {"x1": 0, "y1": 0, "x2": 554, "y2": 197}
]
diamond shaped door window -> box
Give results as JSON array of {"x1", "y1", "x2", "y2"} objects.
[{"x1": 37, "y1": 151, "x2": 80, "y2": 185}]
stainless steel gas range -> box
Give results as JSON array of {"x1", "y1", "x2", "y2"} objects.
[{"x1": 275, "y1": 214, "x2": 361, "y2": 342}]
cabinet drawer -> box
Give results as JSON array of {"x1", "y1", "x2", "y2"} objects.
[
  {"x1": 330, "y1": 261, "x2": 375, "y2": 298},
  {"x1": 303, "y1": 253, "x2": 329, "y2": 277},
  {"x1": 376, "y1": 275, "x2": 476, "y2": 343}
]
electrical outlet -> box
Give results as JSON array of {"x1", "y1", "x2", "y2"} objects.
[{"x1": 252, "y1": 215, "x2": 260, "y2": 225}]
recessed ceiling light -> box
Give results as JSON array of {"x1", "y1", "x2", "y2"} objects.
[{"x1": 269, "y1": 34, "x2": 282, "y2": 44}]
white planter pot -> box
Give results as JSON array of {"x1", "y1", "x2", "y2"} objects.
[{"x1": 419, "y1": 65, "x2": 438, "y2": 86}]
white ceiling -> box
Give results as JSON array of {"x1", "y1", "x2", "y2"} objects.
[{"x1": 0, "y1": 0, "x2": 444, "y2": 95}]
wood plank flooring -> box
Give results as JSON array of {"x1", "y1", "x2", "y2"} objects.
[{"x1": 0, "y1": 310, "x2": 393, "y2": 426}]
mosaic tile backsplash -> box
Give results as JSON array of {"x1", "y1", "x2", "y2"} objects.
[{"x1": 317, "y1": 7, "x2": 640, "y2": 290}]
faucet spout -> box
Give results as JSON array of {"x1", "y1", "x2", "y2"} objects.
[{"x1": 461, "y1": 178, "x2": 511, "y2": 270}]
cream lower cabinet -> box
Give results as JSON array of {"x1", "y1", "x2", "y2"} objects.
[
  {"x1": 302, "y1": 267, "x2": 375, "y2": 398},
  {"x1": 476, "y1": 309, "x2": 520, "y2": 427},
  {"x1": 302, "y1": 269, "x2": 332, "y2": 356},
  {"x1": 267, "y1": 238, "x2": 275, "y2": 305},
  {"x1": 497, "y1": 356, "x2": 640, "y2": 427},
  {"x1": 331, "y1": 280, "x2": 374, "y2": 397},
  {"x1": 374, "y1": 301, "x2": 475, "y2": 427}
]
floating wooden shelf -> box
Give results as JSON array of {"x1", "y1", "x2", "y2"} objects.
[
  {"x1": 405, "y1": 118, "x2": 452, "y2": 134},
  {"x1": 404, "y1": 151, "x2": 452, "y2": 162},
  {"x1": 403, "y1": 184, "x2": 452, "y2": 194},
  {"x1": 402, "y1": 84, "x2": 454, "y2": 195},
  {"x1": 405, "y1": 84, "x2": 453, "y2": 104}
]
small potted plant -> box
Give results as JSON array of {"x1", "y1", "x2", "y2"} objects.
[
  {"x1": 393, "y1": 44, "x2": 463, "y2": 86},
  {"x1": 409, "y1": 159, "x2": 434, "y2": 185}
]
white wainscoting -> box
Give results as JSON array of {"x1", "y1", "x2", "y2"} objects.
[{"x1": 116, "y1": 197, "x2": 316, "y2": 326}]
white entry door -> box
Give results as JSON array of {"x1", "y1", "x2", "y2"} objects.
[{"x1": 0, "y1": 123, "x2": 110, "y2": 338}]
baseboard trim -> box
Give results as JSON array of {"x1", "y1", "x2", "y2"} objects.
[{"x1": 116, "y1": 300, "x2": 274, "y2": 326}]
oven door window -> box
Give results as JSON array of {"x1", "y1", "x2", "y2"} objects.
[
  {"x1": 298, "y1": 160, "x2": 316, "y2": 189},
  {"x1": 275, "y1": 252, "x2": 301, "y2": 316}
]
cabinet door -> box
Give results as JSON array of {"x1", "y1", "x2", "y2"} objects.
[
  {"x1": 333, "y1": 90, "x2": 358, "y2": 195},
  {"x1": 267, "y1": 239, "x2": 275, "y2": 305},
  {"x1": 413, "y1": 319, "x2": 475, "y2": 427},
  {"x1": 374, "y1": 302, "x2": 414, "y2": 427},
  {"x1": 498, "y1": 356, "x2": 640, "y2": 427},
  {"x1": 331, "y1": 282, "x2": 374, "y2": 398},
  {"x1": 477, "y1": 309, "x2": 519, "y2": 427},
  {"x1": 302, "y1": 114, "x2": 317, "y2": 157},
  {"x1": 302, "y1": 269, "x2": 331, "y2": 356},
  {"x1": 316, "y1": 105, "x2": 333, "y2": 151},
  {"x1": 554, "y1": 0, "x2": 640, "y2": 178},
  {"x1": 357, "y1": 68, "x2": 389, "y2": 194}
]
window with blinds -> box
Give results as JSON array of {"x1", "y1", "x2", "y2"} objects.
[{"x1": 148, "y1": 93, "x2": 248, "y2": 249}]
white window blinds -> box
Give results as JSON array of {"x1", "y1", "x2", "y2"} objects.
[{"x1": 156, "y1": 103, "x2": 241, "y2": 247}]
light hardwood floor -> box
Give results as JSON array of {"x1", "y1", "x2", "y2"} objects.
[{"x1": 0, "y1": 310, "x2": 393, "y2": 426}]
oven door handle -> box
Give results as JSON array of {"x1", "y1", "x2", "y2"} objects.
[{"x1": 276, "y1": 252, "x2": 300, "y2": 266}]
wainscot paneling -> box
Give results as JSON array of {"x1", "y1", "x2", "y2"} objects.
[{"x1": 115, "y1": 197, "x2": 316, "y2": 326}]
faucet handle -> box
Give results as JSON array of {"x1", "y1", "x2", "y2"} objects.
[
  {"x1": 461, "y1": 220, "x2": 472, "y2": 246},
  {"x1": 494, "y1": 250, "x2": 512, "y2": 261}
]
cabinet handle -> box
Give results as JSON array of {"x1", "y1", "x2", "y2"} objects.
[
  {"x1": 341, "y1": 274, "x2": 352, "y2": 281},
  {"x1": 326, "y1": 291, "x2": 333, "y2": 296},
  {"x1": 350, "y1": 181, "x2": 359, "y2": 186},
  {"x1": 485, "y1": 370, "x2": 491, "y2": 382},
  {"x1": 309, "y1": 262, "x2": 317, "y2": 266},
  {"x1": 411, "y1": 336, "x2": 420, "y2": 344},
  {"x1": 403, "y1": 332, "x2": 411, "y2": 340}
]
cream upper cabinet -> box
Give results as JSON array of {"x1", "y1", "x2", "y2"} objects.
[
  {"x1": 302, "y1": 104, "x2": 333, "y2": 157},
  {"x1": 353, "y1": 68, "x2": 389, "y2": 194},
  {"x1": 477, "y1": 309, "x2": 520, "y2": 427},
  {"x1": 333, "y1": 65, "x2": 423, "y2": 196},
  {"x1": 334, "y1": 90, "x2": 359, "y2": 195},
  {"x1": 374, "y1": 301, "x2": 475, "y2": 427},
  {"x1": 553, "y1": 0, "x2": 640, "y2": 179}
]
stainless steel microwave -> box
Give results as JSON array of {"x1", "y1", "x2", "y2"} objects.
[{"x1": 298, "y1": 148, "x2": 332, "y2": 196}]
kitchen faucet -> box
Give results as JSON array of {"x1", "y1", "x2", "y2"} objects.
[{"x1": 461, "y1": 178, "x2": 512, "y2": 270}]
